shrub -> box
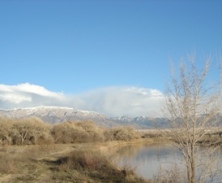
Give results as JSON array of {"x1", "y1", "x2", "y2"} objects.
[
  {"x1": 75, "y1": 121, "x2": 105, "y2": 142},
  {"x1": 51, "y1": 121, "x2": 105, "y2": 144},
  {"x1": 52, "y1": 122, "x2": 81, "y2": 143},
  {"x1": 0, "y1": 118, "x2": 13, "y2": 145},
  {"x1": 0, "y1": 117, "x2": 142, "y2": 146},
  {"x1": 107, "y1": 126, "x2": 141, "y2": 141},
  {"x1": 11, "y1": 117, "x2": 53, "y2": 145}
]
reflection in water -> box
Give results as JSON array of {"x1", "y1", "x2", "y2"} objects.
[
  {"x1": 113, "y1": 143, "x2": 222, "y2": 182},
  {"x1": 113, "y1": 144, "x2": 184, "y2": 179}
]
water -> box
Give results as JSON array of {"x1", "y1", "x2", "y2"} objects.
[{"x1": 112, "y1": 143, "x2": 222, "y2": 182}]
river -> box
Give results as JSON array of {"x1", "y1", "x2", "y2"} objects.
[{"x1": 112, "y1": 143, "x2": 222, "y2": 182}]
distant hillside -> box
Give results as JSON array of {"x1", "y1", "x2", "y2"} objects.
[
  {"x1": 110, "y1": 116, "x2": 169, "y2": 128},
  {"x1": 0, "y1": 106, "x2": 115, "y2": 127},
  {"x1": 0, "y1": 106, "x2": 169, "y2": 128}
]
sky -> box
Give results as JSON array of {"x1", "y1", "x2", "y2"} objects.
[{"x1": 0, "y1": 1, "x2": 221, "y2": 117}]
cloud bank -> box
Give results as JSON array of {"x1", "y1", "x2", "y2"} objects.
[{"x1": 0, "y1": 83, "x2": 164, "y2": 117}]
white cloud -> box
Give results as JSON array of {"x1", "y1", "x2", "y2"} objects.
[
  {"x1": 0, "y1": 83, "x2": 65, "y2": 108},
  {"x1": 77, "y1": 87, "x2": 164, "y2": 117},
  {"x1": 11, "y1": 83, "x2": 62, "y2": 98},
  {"x1": 0, "y1": 94, "x2": 32, "y2": 104},
  {"x1": 0, "y1": 83, "x2": 165, "y2": 117}
]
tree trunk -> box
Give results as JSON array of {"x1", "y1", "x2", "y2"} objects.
[
  {"x1": 191, "y1": 144, "x2": 195, "y2": 183},
  {"x1": 21, "y1": 137, "x2": 24, "y2": 145}
]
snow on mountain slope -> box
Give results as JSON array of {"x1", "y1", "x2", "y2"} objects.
[
  {"x1": 0, "y1": 106, "x2": 107, "y2": 123},
  {"x1": 0, "y1": 106, "x2": 170, "y2": 128}
]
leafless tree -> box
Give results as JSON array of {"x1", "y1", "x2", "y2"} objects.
[
  {"x1": 11, "y1": 117, "x2": 52, "y2": 145},
  {"x1": 164, "y1": 55, "x2": 221, "y2": 183}
]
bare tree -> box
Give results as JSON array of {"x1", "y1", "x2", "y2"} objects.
[
  {"x1": 11, "y1": 117, "x2": 52, "y2": 145},
  {"x1": 164, "y1": 56, "x2": 221, "y2": 183}
]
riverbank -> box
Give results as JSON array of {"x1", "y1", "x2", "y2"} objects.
[{"x1": 0, "y1": 139, "x2": 157, "y2": 183}]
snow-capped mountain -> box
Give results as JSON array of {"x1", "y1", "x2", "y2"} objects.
[
  {"x1": 0, "y1": 106, "x2": 110, "y2": 124},
  {"x1": 0, "y1": 106, "x2": 169, "y2": 128}
]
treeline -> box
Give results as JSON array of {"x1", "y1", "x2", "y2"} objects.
[{"x1": 0, "y1": 117, "x2": 141, "y2": 146}]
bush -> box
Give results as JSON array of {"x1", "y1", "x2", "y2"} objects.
[
  {"x1": 51, "y1": 122, "x2": 84, "y2": 144},
  {"x1": 106, "y1": 126, "x2": 141, "y2": 141},
  {"x1": 0, "y1": 118, "x2": 14, "y2": 145},
  {"x1": 75, "y1": 121, "x2": 105, "y2": 142},
  {"x1": 11, "y1": 117, "x2": 53, "y2": 145},
  {"x1": 51, "y1": 121, "x2": 105, "y2": 144},
  {"x1": 0, "y1": 117, "x2": 142, "y2": 146}
]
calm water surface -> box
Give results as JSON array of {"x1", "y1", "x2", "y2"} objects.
[{"x1": 113, "y1": 143, "x2": 222, "y2": 182}]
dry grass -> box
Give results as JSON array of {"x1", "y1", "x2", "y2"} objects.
[
  {"x1": 52, "y1": 149, "x2": 148, "y2": 183},
  {"x1": 0, "y1": 142, "x2": 151, "y2": 183},
  {"x1": 0, "y1": 155, "x2": 16, "y2": 174},
  {"x1": 152, "y1": 163, "x2": 184, "y2": 183},
  {"x1": 0, "y1": 118, "x2": 152, "y2": 182}
]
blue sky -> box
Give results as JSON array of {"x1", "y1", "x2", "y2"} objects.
[{"x1": 0, "y1": 1, "x2": 221, "y2": 116}]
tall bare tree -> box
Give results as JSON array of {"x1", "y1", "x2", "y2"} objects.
[{"x1": 165, "y1": 56, "x2": 221, "y2": 183}]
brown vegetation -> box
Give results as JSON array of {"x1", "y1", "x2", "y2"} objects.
[
  {"x1": 52, "y1": 121, "x2": 106, "y2": 143},
  {"x1": 0, "y1": 117, "x2": 149, "y2": 182},
  {"x1": 0, "y1": 117, "x2": 141, "y2": 146},
  {"x1": 0, "y1": 142, "x2": 150, "y2": 183},
  {"x1": 105, "y1": 126, "x2": 141, "y2": 141},
  {"x1": 0, "y1": 117, "x2": 53, "y2": 146}
]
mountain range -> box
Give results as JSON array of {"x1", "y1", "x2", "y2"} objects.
[{"x1": 0, "y1": 106, "x2": 169, "y2": 128}]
